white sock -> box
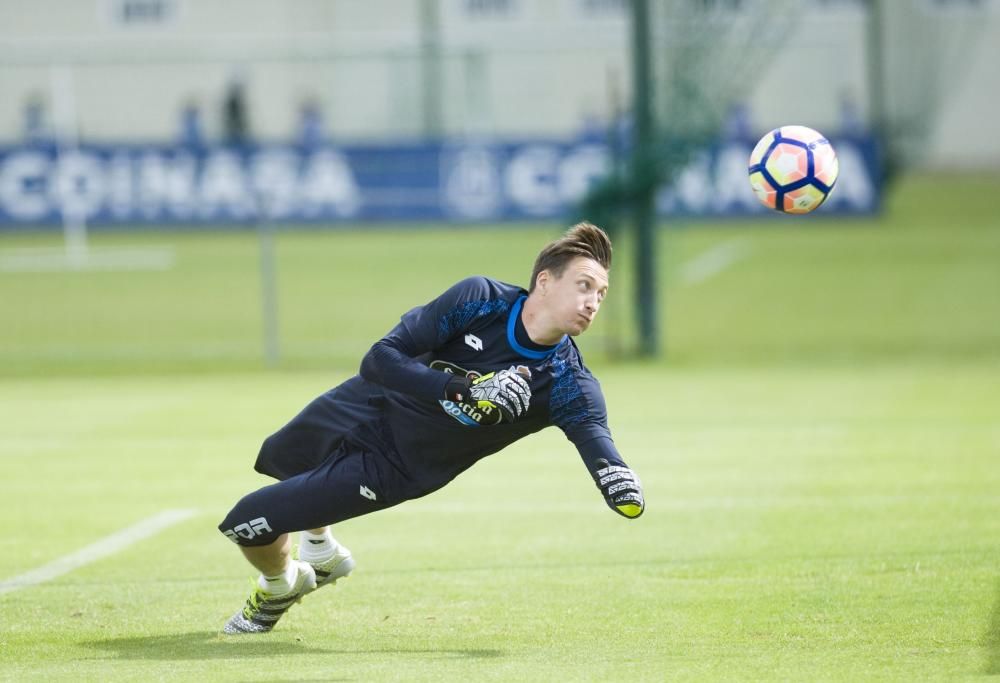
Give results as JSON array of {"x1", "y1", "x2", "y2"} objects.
[
  {"x1": 258, "y1": 561, "x2": 297, "y2": 594},
  {"x1": 298, "y1": 529, "x2": 336, "y2": 563}
]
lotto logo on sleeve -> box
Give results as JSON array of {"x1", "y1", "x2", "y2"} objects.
[{"x1": 222, "y1": 517, "x2": 273, "y2": 543}]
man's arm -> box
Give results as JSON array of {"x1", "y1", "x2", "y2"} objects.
[
  {"x1": 556, "y1": 370, "x2": 644, "y2": 519},
  {"x1": 360, "y1": 329, "x2": 464, "y2": 401},
  {"x1": 359, "y1": 277, "x2": 493, "y2": 401},
  {"x1": 359, "y1": 277, "x2": 532, "y2": 420},
  {"x1": 362, "y1": 329, "x2": 532, "y2": 420},
  {"x1": 576, "y1": 436, "x2": 645, "y2": 519}
]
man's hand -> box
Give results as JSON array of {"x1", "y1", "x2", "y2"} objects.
[
  {"x1": 594, "y1": 459, "x2": 644, "y2": 519},
  {"x1": 467, "y1": 366, "x2": 532, "y2": 422}
]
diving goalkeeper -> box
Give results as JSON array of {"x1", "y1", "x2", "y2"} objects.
[{"x1": 218, "y1": 222, "x2": 645, "y2": 634}]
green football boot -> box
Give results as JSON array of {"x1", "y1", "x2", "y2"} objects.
[{"x1": 223, "y1": 560, "x2": 317, "y2": 634}]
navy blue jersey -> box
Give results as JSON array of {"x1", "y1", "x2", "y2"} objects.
[
  {"x1": 230, "y1": 276, "x2": 638, "y2": 546},
  {"x1": 351, "y1": 276, "x2": 626, "y2": 494},
  {"x1": 254, "y1": 276, "x2": 628, "y2": 500}
]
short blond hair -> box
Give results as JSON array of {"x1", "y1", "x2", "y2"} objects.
[{"x1": 529, "y1": 222, "x2": 612, "y2": 292}]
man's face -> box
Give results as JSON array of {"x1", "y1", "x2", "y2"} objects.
[{"x1": 538, "y1": 257, "x2": 609, "y2": 336}]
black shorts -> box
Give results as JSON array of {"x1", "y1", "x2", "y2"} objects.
[
  {"x1": 253, "y1": 377, "x2": 386, "y2": 482},
  {"x1": 219, "y1": 377, "x2": 428, "y2": 547},
  {"x1": 218, "y1": 440, "x2": 410, "y2": 547}
]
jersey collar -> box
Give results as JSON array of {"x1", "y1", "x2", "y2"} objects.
[{"x1": 507, "y1": 295, "x2": 565, "y2": 360}]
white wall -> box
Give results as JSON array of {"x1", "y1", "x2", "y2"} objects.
[
  {"x1": 926, "y1": 15, "x2": 1000, "y2": 170},
  {"x1": 0, "y1": 0, "x2": 996, "y2": 169}
]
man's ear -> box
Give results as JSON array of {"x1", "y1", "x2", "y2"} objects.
[{"x1": 535, "y1": 269, "x2": 549, "y2": 294}]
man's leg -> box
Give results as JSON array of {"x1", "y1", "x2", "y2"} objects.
[
  {"x1": 242, "y1": 533, "x2": 291, "y2": 576},
  {"x1": 219, "y1": 446, "x2": 386, "y2": 634},
  {"x1": 218, "y1": 490, "x2": 332, "y2": 635},
  {"x1": 296, "y1": 526, "x2": 355, "y2": 588},
  {"x1": 234, "y1": 525, "x2": 354, "y2": 593},
  {"x1": 222, "y1": 533, "x2": 316, "y2": 635}
]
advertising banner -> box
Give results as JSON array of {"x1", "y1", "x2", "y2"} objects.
[{"x1": 0, "y1": 137, "x2": 879, "y2": 226}]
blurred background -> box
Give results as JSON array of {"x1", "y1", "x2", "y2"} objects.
[{"x1": 0, "y1": 0, "x2": 997, "y2": 372}]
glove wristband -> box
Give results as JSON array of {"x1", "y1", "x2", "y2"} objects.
[{"x1": 444, "y1": 375, "x2": 472, "y2": 403}]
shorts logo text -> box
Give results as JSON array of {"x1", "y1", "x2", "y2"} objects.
[
  {"x1": 360, "y1": 485, "x2": 377, "y2": 501},
  {"x1": 223, "y1": 516, "x2": 272, "y2": 543},
  {"x1": 464, "y1": 334, "x2": 483, "y2": 351}
]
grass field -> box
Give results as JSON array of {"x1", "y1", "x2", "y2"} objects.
[{"x1": 1, "y1": 174, "x2": 999, "y2": 681}]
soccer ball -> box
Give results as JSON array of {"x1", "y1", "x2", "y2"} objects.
[{"x1": 748, "y1": 125, "x2": 839, "y2": 214}]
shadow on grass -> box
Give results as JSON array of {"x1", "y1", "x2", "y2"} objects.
[
  {"x1": 985, "y1": 580, "x2": 1000, "y2": 675},
  {"x1": 82, "y1": 631, "x2": 504, "y2": 663}
]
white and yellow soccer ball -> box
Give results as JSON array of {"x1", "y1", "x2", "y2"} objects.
[{"x1": 748, "y1": 125, "x2": 839, "y2": 214}]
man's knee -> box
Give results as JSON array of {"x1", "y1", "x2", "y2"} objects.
[{"x1": 254, "y1": 432, "x2": 287, "y2": 478}]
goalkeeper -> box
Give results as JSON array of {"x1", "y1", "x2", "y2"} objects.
[{"x1": 218, "y1": 222, "x2": 644, "y2": 634}]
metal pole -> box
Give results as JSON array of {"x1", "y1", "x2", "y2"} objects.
[
  {"x1": 256, "y1": 185, "x2": 280, "y2": 368},
  {"x1": 866, "y1": 0, "x2": 889, "y2": 182},
  {"x1": 50, "y1": 65, "x2": 89, "y2": 268},
  {"x1": 258, "y1": 216, "x2": 280, "y2": 368},
  {"x1": 604, "y1": 64, "x2": 624, "y2": 359},
  {"x1": 631, "y1": 0, "x2": 658, "y2": 356},
  {"x1": 420, "y1": 0, "x2": 443, "y2": 138}
]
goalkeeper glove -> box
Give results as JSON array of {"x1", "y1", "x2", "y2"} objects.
[
  {"x1": 445, "y1": 366, "x2": 531, "y2": 423},
  {"x1": 594, "y1": 459, "x2": 644, "y2": 519}
]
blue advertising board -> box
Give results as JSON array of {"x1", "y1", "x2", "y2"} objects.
[{"x1": 0, "y1": 137, "x2": 879, "y2": 227}]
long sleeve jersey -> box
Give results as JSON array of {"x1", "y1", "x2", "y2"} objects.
[{"x1": 340, "y1": 275, "x2": 629, "y2": 497}]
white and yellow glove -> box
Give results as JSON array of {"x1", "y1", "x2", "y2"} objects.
[
  {"x1": 446, "y1": 366, "x2": 532, "y2": 423},
  {"x1": 594, "y1": 459, "x2": 644, "y2": 519}
]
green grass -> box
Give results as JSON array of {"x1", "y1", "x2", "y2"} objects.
[
  {"x1": 1, "y1": 366, "x2": 997, "y2": 681},
  {"x1": 1, "y1": 173, "x2": 999, "y2": 681},
  {"x1": 2, "y1": 175, "x2": 999, "y2": 374}
]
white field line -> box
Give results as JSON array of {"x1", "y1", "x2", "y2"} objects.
[
  {"x1": 677, "y1": 238, "x2": 751, "y2": 286},
  {"x1": 0, "y1": 246, "x2": 175, "y2": 272},
  {"x1": 0, "y1": 508, "x2": 198, "y2": 596}
]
